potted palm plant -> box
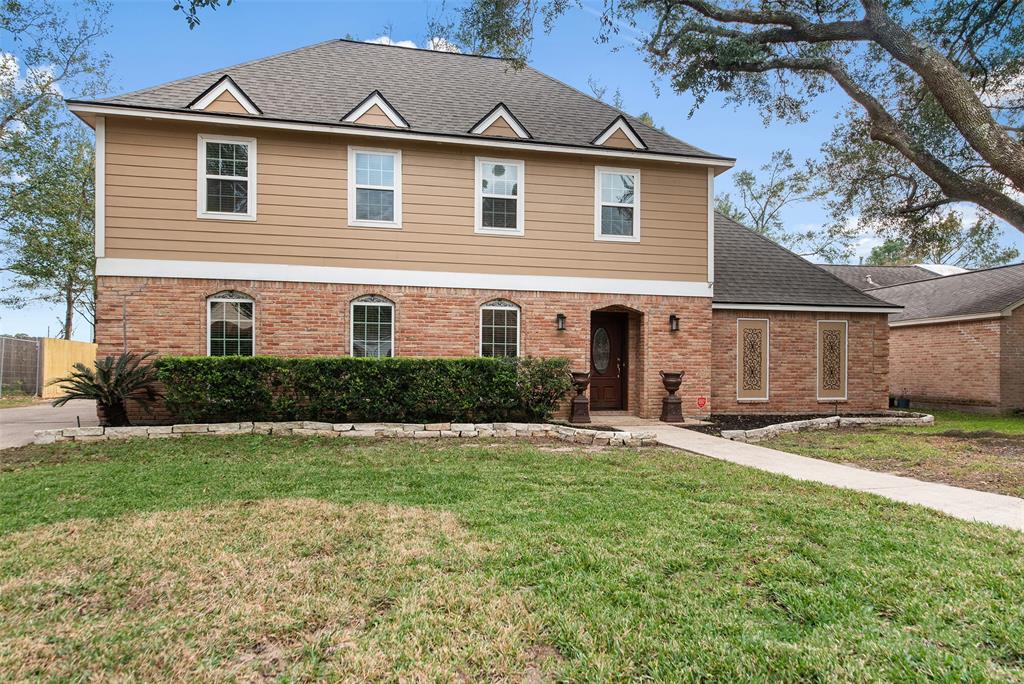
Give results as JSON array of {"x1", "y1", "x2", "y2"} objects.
[{"x1": 50, "y1": 352, "x2": 162, "y2": 426}]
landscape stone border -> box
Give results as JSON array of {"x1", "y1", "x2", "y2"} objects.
[
  {"x1": 34, "y1": 422, "x2": 660, "y2": 447},
  {"x1": 719, "y1": 411, "x2": 934, "y2": 443}
]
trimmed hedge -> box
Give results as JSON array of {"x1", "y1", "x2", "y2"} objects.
[{"x1": 154, "y1": 355, "x2": 572, "y2": 424}]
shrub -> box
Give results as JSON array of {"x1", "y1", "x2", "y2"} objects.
[
  {"x1": 51, "y1": 352, "x2": 162, "y2": 426},
  {"x1": 154, "y1": 356, "x2": 572, "y2": 424}
]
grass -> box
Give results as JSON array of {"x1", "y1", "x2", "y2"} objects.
[
  {"x1": 764, "y1": 410, "x2": 1024, "y2": 497},
  {"x1": 0, "y1": 393, "x2": 42, "y2": 409},
  {"x1": 0, "y1": 436, "x2": 1022, "y2": 681}
]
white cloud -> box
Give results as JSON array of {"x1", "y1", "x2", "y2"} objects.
[
  {"x1": 851, "y1": 234, "x2": 884, "y2": 261},
  {"x1": 368, "y1": 35, "x2": 418, "y2": 49},
  {"x1": 424, "y1": 36, "x2": 461, "y2": 53}
]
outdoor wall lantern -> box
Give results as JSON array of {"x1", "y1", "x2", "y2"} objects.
[
  {"x1": 669, "y1": 314, "x2": 680, "y2": 332},
  {"x1": 556, "y1": 313, "x2": 567, "y2": 331}
]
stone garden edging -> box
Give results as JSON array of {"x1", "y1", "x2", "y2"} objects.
[
  {"x1": 719, "y1": 412, "x2": 934, "y2": 444},
  {"x1": 34, "y1": 421, "x2": 660, "y2": 447}
]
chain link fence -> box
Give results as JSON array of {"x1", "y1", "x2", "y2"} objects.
[{"x1": 0, "y1": 336, "x2": 41, "y2": 399}]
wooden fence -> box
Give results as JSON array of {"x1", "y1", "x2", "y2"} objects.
[{"x1": 40, "y1": 338, "x2": 98, "y2": 398}]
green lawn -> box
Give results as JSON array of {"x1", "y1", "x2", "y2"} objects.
[
  {"x1": 0, "y1": 394, "x2": 42, "y2": 409},
  {"x1": 1, "y1": 436, "x2": 1022, "y2": 681},
  {"x1": 764, "y1": 410, "x2": 1024, "y2": 498}
]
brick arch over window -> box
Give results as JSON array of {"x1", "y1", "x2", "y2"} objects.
[
  {"x1": 480, "y1": 299, "x2": 520, "y2": 358},
  {"x1": 207, "y1": 291, "x2": 255, "y2": 356},
  {"x1": 350, "y1": 294, "x2": 395, "y2": 358}
]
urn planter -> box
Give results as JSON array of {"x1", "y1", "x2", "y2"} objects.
[
  {"x1": 570, "y1": 371, "x2": 592, "y2": 424},
  {"x1": 659, "y1": 370, "x2": 685, "y2": 423}
]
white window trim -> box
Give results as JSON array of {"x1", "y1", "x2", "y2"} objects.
[
  {"x1": 469, "y1": 104, "x2": 530, "y2": 139},
  {"x1": 350, "y1": 296, "x2": 395, "y2": 357},
  {"x1": 197, "y1": 134, "x2": 257, "y2": 221},
  {"x1": 594, "y1": 166, "x2": 641, "y2": 242},
  {"x1": 348, "y1": 146, "x2": 402, "y2": 229},
  {"x1": 479, "y1": 300, "x2": 521, "y2": 357},
  {"x1": 592, "y1": 116, "x2": 646, "y2": 150},
  {"x1": 736, "y1": 318, "x2": 769, "y2": 402},
  {"x1": 816, "y1": 319, "x2": 849, "y2": 402},
  {"x1": 342, "y1": 92, "x2": 409, "y2": 128},
  {"x1": 474, "y1": 157, "x2": 525, "y2": 236},
  {"x1": 95, "y1": 116, "x2": 105, "y2": 258},
  {"x1": 190, "y1": 78, "x2": 261, "y2": 115},
  {"x1": 206, "y1": 294, "x2": 256, "y2": 356}
]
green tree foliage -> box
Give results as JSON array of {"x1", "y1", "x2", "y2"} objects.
[
  {"x1": 865, "y1": 211, "x2": 1019, "y2": 268},
  {"x1": 0, "y1": 0, "x2": 109, "y2": 339},
  {"x1": 714, "y1": 150, "x2": 856, "y2": 261},
  {"x1": 442, "y1": 0, "x2": 1024, "y2": 240},
  {"x1": 172, "y1": 0, "x2": 233, "y2": 28}
]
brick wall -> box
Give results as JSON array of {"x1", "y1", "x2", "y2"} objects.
[
  {"x1": 96, "y1": 275, "x2": 712, "y2": 421},
  {"x1": 711, "y1": 309, "x2": 889, "y2": 414},
  {"x1": 889, "y1": 318, "x2": 1002, "y2": 410},
  {"x1": 1001, "y1": 308, "x2": 1024, "y2": 412}
]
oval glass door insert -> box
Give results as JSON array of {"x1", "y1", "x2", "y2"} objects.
[{"x1": 592, "y1": 327, "x2": 610, "y2": 373}]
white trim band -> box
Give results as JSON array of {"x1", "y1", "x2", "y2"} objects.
[
  {"x1": 713, "y1": 303, "x2": 901, "y2": 313},
  {"x1": 68, "y1": 103, "x2": 735, "y2": 168},
  {"x1": 96, "y1": 258, "x2": 715, "y2": 298},
  {"x1": 94, "y1": 116, "x2": 105, "y2": 258}
]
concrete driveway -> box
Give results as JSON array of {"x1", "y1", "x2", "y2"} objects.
[{"x1": 0, "y1": 400, "x2": 98, "y2": 450}]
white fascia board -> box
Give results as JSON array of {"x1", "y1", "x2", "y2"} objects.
[
  {"x1": 68, "y1": 103, "x2": 735, "y2": 169},
  {"x1": 96, "y1": 257, "x2": 715, "y2": 298},
  {"x1": 469, "y1": 105, "x2": 530, "y2": 138},
  {"x1": 712, "y1": 302, "x2": 902, "y2": 313},
  {"x1": 593, "y1": 116, "x2": 646, "y2": 150},
  {"x1": 889, "y1": 311, "x2": 1005, "y2": 327},
  {"x1": 189, "y1": 78, "x2": 260, "y2": 115},
  {"x1": 94, "y1": 116, "x2": 105, "y2": 258},
  {"x1": 343, "y1": 92, "x2": 409, "y2": 128}
]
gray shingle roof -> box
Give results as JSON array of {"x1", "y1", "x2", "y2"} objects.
[
  {"x1": 867, "y1": 263, "x2": 1024, "y2": 323},
  {"x1": 80, "y1": 39, "x2": 729, "y2": 161},
  {"x1": 817, "y1": 264, "x2": 938, "y2": 291},
  {"x1": 712, "y1": 213, "x2": 897, "y2": 309}
]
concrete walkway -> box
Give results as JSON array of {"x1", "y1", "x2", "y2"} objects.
[
  {"x1": 0, "y1": 400, "x2": 98, "y2": 450},
  {"x1": 616, "y1": 424, "x2": 1024, "y2": 532}
]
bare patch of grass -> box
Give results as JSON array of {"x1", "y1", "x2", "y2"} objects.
[{"x1": 0, "y1": 499, "x2": 554, "y2": 682}]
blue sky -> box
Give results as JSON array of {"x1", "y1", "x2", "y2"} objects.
[{"x1": 3, "y1": 0, "x2": 1022, "y2": 340}]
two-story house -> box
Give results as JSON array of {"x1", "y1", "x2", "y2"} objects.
[{"x1": 68, "y1": 39, "x2": 898, "y2": 420}]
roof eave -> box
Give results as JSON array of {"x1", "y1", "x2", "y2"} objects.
[
  {"x1": 712, "y1": 301, "x2": 902, "y2": 313},
  {"x1": 66, "y1": 99, "x2": 737, "y2": 167}
]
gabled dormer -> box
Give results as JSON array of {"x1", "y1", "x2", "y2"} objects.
[
  {"x1": 469, "y1": 103, "x2": 531, "y2": 139},
  {"x1": 342, "y1": 90, "x2": 409, "y2": 128},
  {"x1": 592, "y1": 115, "x2": 646, "y2": 150},
  {"x1": 187, "y1": 75, "x2": 261, "y2": 115}
]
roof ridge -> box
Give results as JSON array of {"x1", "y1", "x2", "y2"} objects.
[
  {"x1": 334, "y1": 37, "x2": 510, "y2": 61},
  {"x1": 865, "y1": 261, "x2": 1024, "y2": 292},
  {"x1": 100, "y1": 38, "x2": 340, "y2": 103},
  {"x1": 714, "y1": 211, "x2": 896, "y2": 308}
]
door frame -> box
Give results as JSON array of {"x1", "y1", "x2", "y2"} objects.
[{"x1": 589, "y1": 311, "x2": 628, "y2": 411}]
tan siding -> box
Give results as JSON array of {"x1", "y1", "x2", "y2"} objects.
[
  {"x1": 103, "y1": 117, "x2": 710, "y2": 281},
  {"x1": 601, "y1": 128, "x2": 639, "y2": 149},
  {"x1": 203, "y1": 90, "x2": 249, "y2": 114},
  {"x1": 479, "y1": 117, "x2": 519, "y2": 138},
  {"x1": 352, "y1": 103, "x2": 399, "y2": 127}
]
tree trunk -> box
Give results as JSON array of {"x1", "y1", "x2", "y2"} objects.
[{"x1": 64, "y1": 283, "x2": 74, "y2": 340}]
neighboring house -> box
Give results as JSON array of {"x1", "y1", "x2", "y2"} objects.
[
  {"x1": 67, "y1": 39, "x2": 898, "y2": 420},
  {"x1": 819, "y1": 264, "x2": 941, "y2": 291},
  {"x1": 869, "y1": 263, "x2": 1024, "y2": 413}
]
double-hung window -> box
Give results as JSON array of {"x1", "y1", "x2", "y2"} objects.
[
  {"x1": 208, "y1": 291, "x2": 255, "y2": 356},
  {"x1": 475, "y1": 158, "x2": 524, "y2": 235},
  {"x1": 480, "y1": 299, "x2": 520, "y2": 357},
  {"x1": 198, "y1": 135, "x2": 256, "y2": 220},
  {"x1": 348, "y1": 147, "x2": 402, "y2": 228},
  {"x1": 351, "y1": 295, "x2": 394, "y2": 357},
  {"x1": 595, "y1": 167, "x2": 640, "y2": 241}
]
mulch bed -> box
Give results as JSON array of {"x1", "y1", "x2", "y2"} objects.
[{"x1": 682, "y1": 413, "x2": 889, "y2": 435}]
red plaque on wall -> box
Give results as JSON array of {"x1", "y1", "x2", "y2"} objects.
[{"x1": 697, "y1": 396, "x2": 707, "y2": 408}]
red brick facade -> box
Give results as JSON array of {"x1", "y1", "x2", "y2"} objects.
[
  {"x1": 98, "y1": 276, "x2": 893, "y2": 420},
  {"x1": 711, "y1": 309, "x2": 890, "y2": 414},
  {"x1": 889, "y1": 308, "x2": 1024, "y2": 413},
  {"x1": 96, "y1": 275, "x2": 713, "y2": 420}
]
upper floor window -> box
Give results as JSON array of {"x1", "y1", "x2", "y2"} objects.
[
  {"x1": 208, "y1": 291, "x2": 254, "y2": 356},
  {"x1": 480, "y1": 299, "x2": 520, "y2": 357},
  {"x1": 348, "y1": 147, "x2": 402, "y2": 228},
  {"x1": 475, "y1": 158, "x2": 524, "y2": 235},
  {"x1": 198, "y1": 135, "x2": 256, "y2": 220},
  {"x1": 351, "y1": 295, "x2": 394, "y2": 357},
  {"x1": 595, "y1": 167, "x2": 640, "y2": 242}
]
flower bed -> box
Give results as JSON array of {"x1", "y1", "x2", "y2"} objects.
[
  {"x1": 717, "y1": 411, "x2": 934, "y2": 443},
  {"x1": 34, "y1": 422, "x2": 660, "y2": 447}
]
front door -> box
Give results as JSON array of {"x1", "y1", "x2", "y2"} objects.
[{"x1": 590, "y1": 312, "x2": 627, "y2": 410}]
